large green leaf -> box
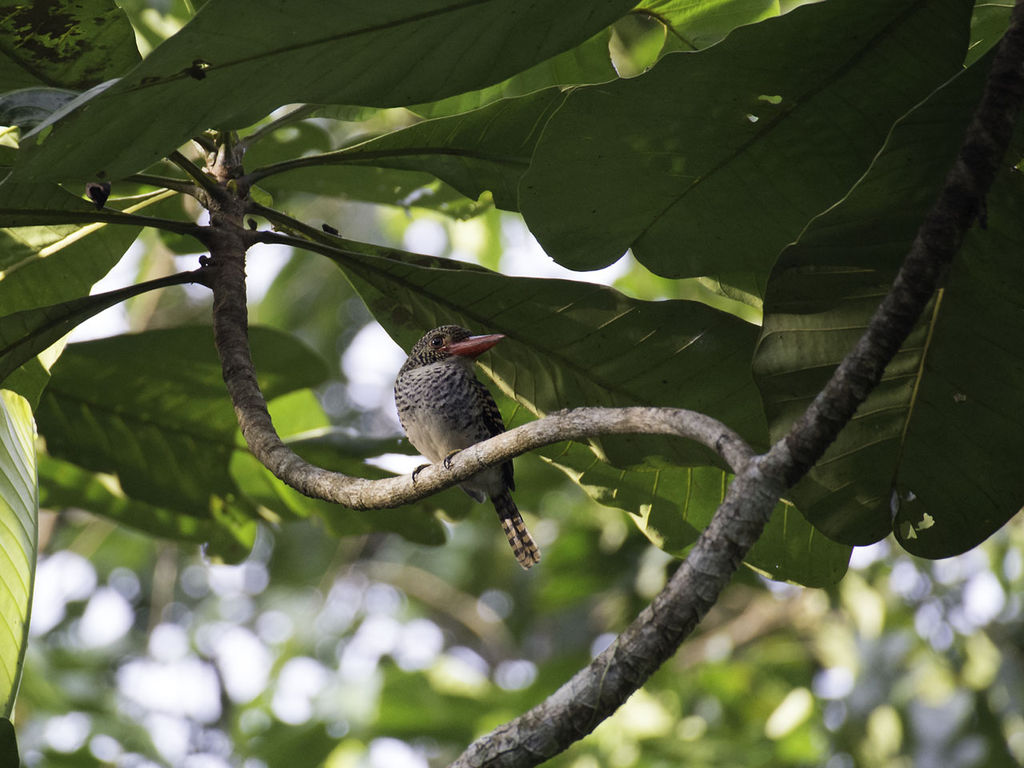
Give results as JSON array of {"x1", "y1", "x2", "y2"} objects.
[
  {"x1": 38, "y1": 455, "x2": 256, "y2": 559},
  {"x1": 34, "y1": 327, "x2": 327, "y2": 540},
  {"x1": 253, "y1": 89, "x2": 566, "y2": 212},
  {"x1": 0, "y1": 269, "x2": 203, "y2": 408},
  {"x1": 754, "y1": 53, "x2": 1024, "y2": 557},
  {"x1": 11, "y1": 0, "x2": 636, "y2": 182},
  {"x1": 0, "y1": 390, "x2": 37, "y2": 718},
  {"x1": 518, "y1": 0, "x2": 973, "y2": 277},
  {"x1": 33, "y1": 327, "x2": 453, "y2": 551},
  {"x1": 544, "y1": 440, "x2": 849, "y2": 586},
  {"x1": 0, "y1": 0, "x2": 141, "y2": 91}
]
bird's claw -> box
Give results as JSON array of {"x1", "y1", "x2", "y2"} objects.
[
  {"x1": 411, "y1": 463, "x2": 430, "y2": 483},
  {"x1": 443, "y1": 449, "x2": 462, "y2": 470}
]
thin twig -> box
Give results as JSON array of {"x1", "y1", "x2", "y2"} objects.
[{"x1": 0, "y1": 208, "x2": 205, "y2": 238}]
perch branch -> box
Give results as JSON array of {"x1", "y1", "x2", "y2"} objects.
[{"x1": 209, "y1": 231, "x2": 754, "y2": 502}]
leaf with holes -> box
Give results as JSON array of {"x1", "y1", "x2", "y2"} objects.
[{"x1": 754, "y1": 51, "x2": 1024, "y2": 557}]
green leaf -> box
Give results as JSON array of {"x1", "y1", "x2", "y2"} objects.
[
  {"x1": 754, "y1": 53, "x2": 1024, "y2": 558},
  {"x1": 409, "y1": 27, "x2": 617, "y2": 118},
  {"x1": 0, "y1": 271, "x2": 202, "y2": 406},
  {"x1": 12, "y1": 0, "x2": 637, "y2": 181},
  {"x1": 890, "y1": 160, "x2": 1024, "y2": 558},
  {"x1": 544, "y1": 440, "x2": 849, "y2": 586},
  {"x1": 966, "y1": 1, "x2": 1013, "y2": 66},
  {"x1": 34, "y1": 326, "x2": 328, "y2": 550},
  {"x1": 38, "y1": 455, "x2": 255, "y2": 559},
  {"x1": 257, "y1": 163, "x2": 490, "y2": 221},
  {"x1": 254, "y1": 89, "x2": 566, "y2": 212},
  {"x1": 518, "y1": 0, "x2": 973, "y2": 276},
  {"x1": 0, "y1": 0, "x2": 141, "y2": 90},
  {"x1": 0, "y1": 390, "x2": 37, "y2": 718},
  {"x1": 639, "y1": 0, "x2": 782, "y2": 52}
]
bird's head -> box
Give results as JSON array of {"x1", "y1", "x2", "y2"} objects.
[{"x1": 403, "y1": 325, "x2": 505, "y2": 369}]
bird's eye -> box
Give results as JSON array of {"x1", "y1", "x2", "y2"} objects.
[{"x1": 430, "y1": 335, "x2": 444, "y2": 348}]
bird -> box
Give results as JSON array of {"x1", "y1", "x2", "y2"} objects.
[{"x1": 394, "y1": 324, "x2": 541, "y2": 569}]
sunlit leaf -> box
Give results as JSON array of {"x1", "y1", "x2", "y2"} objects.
[
  {"x1": 409, "y1": 27, "x2": 617, "y2": 118},
  {"x1": 0, "y1": 390, "x2": 37, "y2": 718},
  {"x1": 254, "y1": 89, "x2": 566, "y2": 212},
  {"x1": 639, "y1": 0, "x2": 782, "y2": 52},
  {"x1": 0, "y1": 0, "x2": 140, "y2": 90}
]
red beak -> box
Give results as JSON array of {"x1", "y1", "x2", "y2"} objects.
[{"x1": 446, "y1": 333, "x2": 505, "y2": 358}]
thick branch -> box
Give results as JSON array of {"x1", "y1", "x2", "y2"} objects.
[{"x1": 450, "y1": 6, "x2": 1024, "y2": 766}]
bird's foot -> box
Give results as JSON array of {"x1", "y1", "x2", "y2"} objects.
[
  {"x1": 411, "y1": 463, "x2": 430, "y2": 483},
  {"x1": 442, "y1": 449, "x2": 462, "y2": 470}
]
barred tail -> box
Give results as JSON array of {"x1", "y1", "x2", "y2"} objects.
[{"x1": 491, "y1": 491, "x2": 541, "y2": 569}]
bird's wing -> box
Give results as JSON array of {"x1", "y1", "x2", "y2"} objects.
[{"x1": 473, "y1": 376, "x2": 515, "y2": 492}]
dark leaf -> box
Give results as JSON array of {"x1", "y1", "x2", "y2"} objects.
[{"x1": 518, "y1": 0, "x2": 973, "y2": 276}]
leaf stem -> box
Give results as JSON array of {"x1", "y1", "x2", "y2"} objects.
[{"x1": 168, "y1": 150, "x2": 223, "y2": 200}]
